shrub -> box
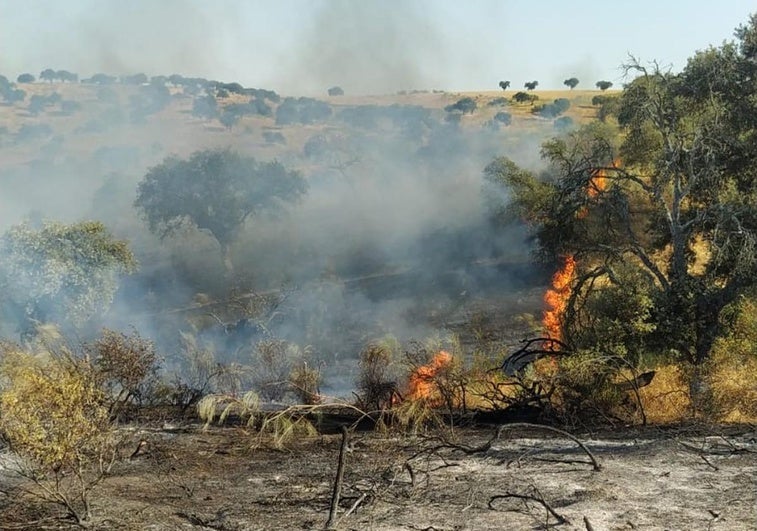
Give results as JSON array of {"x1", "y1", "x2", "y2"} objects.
[
  {"x1": 356, "y1": 338, "x2": 401, "y2": 411},
  {"x1": 0, "y1": 343, "x2": 116, "y2": 525},
  {"x1": 444, "y1": 97, "x2": 477, "y2": 114},
  {"x1": 327, "y1": 86, "x2": 344, "y2": 96},
  {"x1": 493, "y1": 111, "x2": 512, "y2": 125},
  {"x1": 289, "y1": 360, "x2": 322, "y2": 404},
  {"x1": 554, "y1": 116, "x2": 574, "y2": 131},
  {"x1": 86, "y1": 328, "x2": 160, "y2": 418}
]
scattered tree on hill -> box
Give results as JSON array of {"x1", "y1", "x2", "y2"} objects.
[
  {"x1": 121, "y1": 73, "x2": 148, "y2": 85},
  {"x1": 0, "y1": 221, "x2": 137, "y2": 338},
  {"x1": 191, "y1": 94, "x2": 218, "y2": 120},
  {"x1": 56, "y1": 70, "x2": 78, "y2": 83},
  {"x1": 564, "y1": 77, "x2": 580, "y2": 90},
  {"x1": 525, "y1": 80, "x2": 539, "y2": 91},
  {"x1": 512, "y1": 91, "x2": 538, "y2": 104},
  {"x1": 39, "y1": 68, "x2": 56, "y2": 83},
  {"x1": 328, "y1": 86, "x2": 344, "y2": 96},
  {"x1": 444, "y1": 97, "x2": 477, "y2": 114},
  {"x1": 134, "y1": 149, "x2": 307, "y2": 275},
  {"x1": 493, "y1": 111, "x2": 512, "y2": 125},
  {"x1": 488, "y1": 14, "x2": 757, "y2": 373},
  {"x1": 596, "y1": 80, "x2": 613, "y2": 91},
  {"x1": 498, "y1": 80, "x2": 511, "y2": 91},
  {"x1": 16, "y1": 73, "x2": 34, "y2": 83}
]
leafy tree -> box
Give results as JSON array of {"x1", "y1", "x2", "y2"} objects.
[
  {"x1": 0, "y1": 221, "x2": 137, "y2": 337},
  {"x1": 524, "y1": 80, "x2": 539, "y2": 91},
  {"x1": 327, "y1": 86, "x2": 344, "y2": 96},
  {"x1": 512, "y1": 91, "x2": 538, "y2": 104},
  {"x1": 553, "y1": 116, "x2": 574, "y2": 131},
  {"x1": 39, "y1": 68, "x2": 56, "y2": 83},
  {"x1": 489, "y1": 14, "x2": 757, "y2": 371},
  {"x1": 121, "y1": 72, "x2": 148, "y2": 85},
  {"x1": 56, "y1": 70, "x2": 78, "y2": 83},
  {"x1": 564, "y1": 77, "x2": 579, "y2": 90},
  {"x1": 192, "y1": 93, "x2": 218, "y2": 120},
  {"x1": 219, "y1": 110, "x2": 240, "y2": 129},
  {"x1": 498, "y1": 80, "x2": 511, "y2": 91},
  {"x1": 596, "y1": 80, "x2": 613, "y2": 91},
  {"x1": 444, "y1": 97, "x2": 477, "y2": 114},
  {"x1": 17, "y1": 73, "x2": 34, "y2": 83},
  {"x1": 134, "y1": 149, "x2": 307, "y2": 274}
]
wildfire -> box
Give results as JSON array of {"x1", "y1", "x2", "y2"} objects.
[
  {"x1": 542, "y1": 255, "x2": 576, "y2": 341},
  {"x1": 406, "y1": 351, "x2": 453, "y2": 402}
]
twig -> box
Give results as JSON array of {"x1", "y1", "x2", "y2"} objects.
[
  {"x1": 488, "y1": 491, "x2": 570, "y2": 525},
  {"x1": 325, "y1": 426, "x2": 350, "y2": 530},
  {"x1": 339, "y1": 492, "x2": 367, "y2": 522}
]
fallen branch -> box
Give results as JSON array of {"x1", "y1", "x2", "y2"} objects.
[
  {"x1": 488, "y1": 491, "x2": 570, "y2": 525},
  {"x1": 437, "y1": 422, "x2": 601, "y2": 471}
]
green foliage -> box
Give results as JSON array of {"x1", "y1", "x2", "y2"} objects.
[
  {"x1": 533, "y1": 98, "x2": 570, "y2": 118},
  {"x1": 512, "y1": 91, "x2": 538, "y2": 104},
  {"x1": 490, "y1": 15, "x2": 757, "y2": 367},
  {"x1": 134, "y1": 149, "x2": 307, "y2": 272},
  {"x1": 564, "y1": 77, "x2": 579, "y2": 90},
  {"x1": 444, "y1": 97, "x2": 477, "y2": 114},
  {"x1": 0, "y1": 221, "x2": 137, "y2": 336},
  {"x1": 16, "y1": 73, "x2": 34, "y2": 83},
  {"x1": 554, "y1": 116, "x2": 574, "y2": 131},
  {"x1": 595, "y1": 80, "x2": 613, "y2": 91},
  {"x1": 498, "y1": 80, "x2": 510, "y2": 91},
  {"x1": 524, "y1": 81, "x2": 539, "y2": 90}
]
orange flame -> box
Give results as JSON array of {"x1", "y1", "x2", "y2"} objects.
[
  {"x1": 543, "y1": 255, "x2": 576, "y2": 341},
  {"x1": 406, "y1": 351, "x2": 453, "y2": 402}
]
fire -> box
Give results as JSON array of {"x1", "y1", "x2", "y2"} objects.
[
  {"x1": 588, "y1": 158, "x2": 620, "y2": 198},
  {"x1": 543, "y1": 255, "x2": 576, "y2": 341},
  {"x1": 406, "y1": 351, "x2": 453, "y2": 402}
]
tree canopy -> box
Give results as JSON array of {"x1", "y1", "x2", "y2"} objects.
[
  {"x1": 563, "y1": 77, "x2": 579, "y2": 90},
  {"x1": 0, "y1": 221, "x2": 137, "y2": 338},
  {"x1": 134, "y1": 149, "x2": 307, "y2": 273},
  {"x1": 488, "y1": 14, "x2": 757, "y2": 367},
  {"x1": 595, "y1": 80, "x2": 613, "y2": 91}
]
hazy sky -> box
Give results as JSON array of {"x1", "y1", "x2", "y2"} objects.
[{"x1": 1, "y1": 0, "x2": 754, "y2": 95}]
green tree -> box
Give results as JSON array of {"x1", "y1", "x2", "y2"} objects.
[
  {"x1": 525, "y1": 80, "x2": 539, "y2": 91},
  {"x1": 16, "y1": 73, "x2": 34, "y2": 83},
  {"x1": 0, "y1": 221, "x2": 137, "y2": 338},
  {"x1": 489, "y1": 14, "x2": 757, "y2": 369},
  {"x1": 498, "y1": 80, "x2": 511, "y2": 91},
  {"x1": 595, "y1": 80, "x2": 613, "y2": 91},
  {"x1": 39, "y1": 68, "x2": 56, "y2": 83},
  {"x1": 564, "y1": 77, "x2": 579, "y2": 90},
  {"x1": 134, "y1": 149, "x2": 307, "y2": 274}
]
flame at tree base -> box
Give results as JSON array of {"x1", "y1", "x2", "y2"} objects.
[{"x1": 543, "y1": 255, "x2": 576, "y2": 342}]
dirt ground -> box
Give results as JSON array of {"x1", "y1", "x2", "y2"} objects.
[{"x1": 1, "y1": 420, "x2": 755, "y2": 530}]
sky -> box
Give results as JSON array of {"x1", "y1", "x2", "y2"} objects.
[{"x1": 0, "y1": 0, "x2": 754, "y2": 95}]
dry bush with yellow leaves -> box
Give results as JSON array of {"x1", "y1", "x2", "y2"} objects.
[{"x1": 0, "y1": 342, "x2": 116, "y2": 526}]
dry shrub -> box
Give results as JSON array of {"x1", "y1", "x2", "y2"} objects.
[
  {"x1": 707, "y1": 351, "x2": 757, "y2": 422},
  {"x1": 86, "y1": 327, "x2": 159, "y2": 417},
  {"x1": 251, "y1": 339, "x2": 299, "y2": 401},
  {"x1": 637, "y1": 364, "x2": 691, "y2": 423},
  {"x1": 198, "y1": 392, "x2": 319, "y2": 449},
  {"x1": 0, "y1": 343, "x2": 116, "y2": 526},
  {"x1": 552, "y1": 351, "x2": 626, "y2": 425},
  {"x1": 356, "y1": 337, "x2": 401, "y2": 411},
  {"x1": 289, "y1": 360, "x2": 322, "y2": 404}
]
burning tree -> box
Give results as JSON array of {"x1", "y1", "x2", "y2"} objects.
[{"x1": 487, "y1": 13, "x2": 757, "y2": 371}]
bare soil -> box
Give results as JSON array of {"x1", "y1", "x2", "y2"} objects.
[{"x1": 2, "y1": 420, "x2": 755, "y2": 530}]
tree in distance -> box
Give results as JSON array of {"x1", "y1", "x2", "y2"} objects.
[
  {"x1": 327, "y1": 86, "x2": 344, "y2": 96},
  {"x1": 512, "y1": 91, "x2": 538, "y2": 104},
  {"x1": 564, "y1": 77, "x2": 579, "y2": 90},
  {"x1": 39, "y1": 68, "x2": 56, "y2": 83},
  {"x1": 498, "y1": 80, "x2": 511, "y2": 91},
  {"x1": 17, "y1": 73, "x2": 34, "y2": 83},
  {"x1": 596, "y1": 80, "x2": 613, "y2": 91},
  {"x1": 444, "y1": 97, "x2": 477, "y2": 114},
  {"x1": 0, "y1": 221, "x2": 137, "y2": 338},
  {"x1": 525, "y1": 80, "x2": 539, "y2": 91},
  {"x1": 134, "y1": 149, "x2": 307, "y2": 275}
]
